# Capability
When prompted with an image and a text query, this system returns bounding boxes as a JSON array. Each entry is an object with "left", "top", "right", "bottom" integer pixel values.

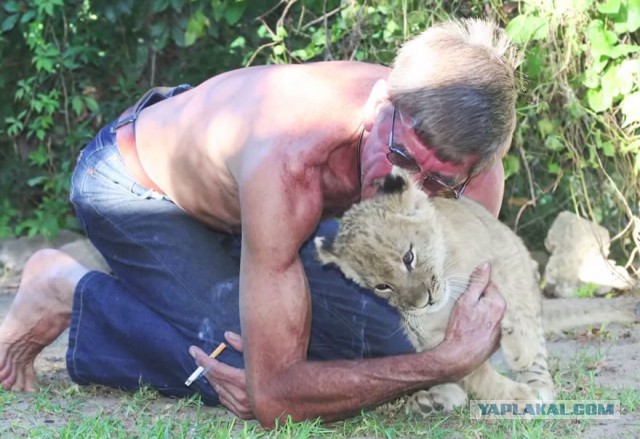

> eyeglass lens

[{"left": 387, "top": 107, "right": 468, "bottom": 199}]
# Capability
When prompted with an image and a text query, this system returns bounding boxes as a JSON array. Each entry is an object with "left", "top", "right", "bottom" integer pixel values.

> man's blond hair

[{"left": 388, "top": 18, "right": 522, "bottom": 173}]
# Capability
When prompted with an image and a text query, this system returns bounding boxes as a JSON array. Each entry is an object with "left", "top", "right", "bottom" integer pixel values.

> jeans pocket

[{"left": 137, "top": 187, "right": 172, "bottom": 201}]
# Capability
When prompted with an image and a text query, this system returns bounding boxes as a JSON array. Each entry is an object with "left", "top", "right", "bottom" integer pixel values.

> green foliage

[
  {"left": 1, "top": 0, "right": 639, "bottom": 271},
  {"left": 0, "top": 0, "right": 272, "bottom": 237},
  {"left": 0, "top": 0, "right": 483, "bottom": 238},
  {"left": 575, "top": 282, "right": 599, "bottom": 298},
  {"left": 500, "top": 0, "right": 640, "bottom": 270}
]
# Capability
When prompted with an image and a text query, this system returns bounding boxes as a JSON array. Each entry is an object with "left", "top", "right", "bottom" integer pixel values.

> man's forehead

[{"left": 395, "top": 118, "right": 476, "bottom": 178}]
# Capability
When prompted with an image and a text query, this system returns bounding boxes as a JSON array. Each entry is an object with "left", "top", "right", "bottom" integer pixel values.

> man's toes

[
  {"left": 2, "top": 366, "right": 17, "bottom": 391},
  {"left": 5, "top": 370, "right": 25, "bottom": 392},
  {"left": 2, "top": 377, "right": 14, "bottom": 391},
  {"left": 10, "top": 368, "right": 25, "bottom": 392},
  {"left": 23, "top": 381, "right": 38, "bottom": 392},
  {"left": 0, "top": 352, "right": 18, "bottom": 383},
  {"left": 0, "top": 363, "right": 9, "bottom": 382},
  {"left": 1, "top": 361, "right": 38, "bottom": 392},
  {"left": 21, "top": 366, "right": 38, "bottom": 392}
]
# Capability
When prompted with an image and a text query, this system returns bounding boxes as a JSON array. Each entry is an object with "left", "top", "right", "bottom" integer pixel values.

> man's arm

[
  {"left": 193, "top": 265, "right": 503, "bottom": 425},
  {"left": 224, "top": 157, "right": 504, "bottom": 427}
]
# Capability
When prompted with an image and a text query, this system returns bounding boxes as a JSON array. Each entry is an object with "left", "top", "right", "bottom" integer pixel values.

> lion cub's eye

[
  {"left": 374, "top": 283, "right": 393, "bottom": 293},
  {"left": 403, "top": 245, "right": 415, "bottom": 270}
]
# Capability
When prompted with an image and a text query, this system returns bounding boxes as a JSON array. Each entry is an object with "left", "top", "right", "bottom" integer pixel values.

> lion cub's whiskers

[
  {"left": 392, "top": 320, "right": 413, "bottom": 338},
  {"left": 406, "top": 313, "right": 426, "bottom": 335},
  {"left": 443, "top": 257, "right": 461, "bottom": 272},
  {"left": 444, "top": 275, "right": 473, "bottom": 304}
]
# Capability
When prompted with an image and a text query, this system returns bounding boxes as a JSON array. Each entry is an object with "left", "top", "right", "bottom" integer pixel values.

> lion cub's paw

[
  {"left": 506, "top": 382, "right": 538, "bottom": 401},
  {"left": 527, "top": 383, "right": 554, "bottom": 403},
  {"left": 501, "top": 336, "right": 536, "bottom": 372},
  {"left": 404, "top": 383, "right": 467, "bottom": 418}
]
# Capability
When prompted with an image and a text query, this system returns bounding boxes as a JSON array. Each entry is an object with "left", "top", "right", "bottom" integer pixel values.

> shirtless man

[{"left": 0, "top": 19, "right": 518, "bottom": 427}]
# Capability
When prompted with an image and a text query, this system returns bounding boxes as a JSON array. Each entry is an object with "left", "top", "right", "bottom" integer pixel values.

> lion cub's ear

[
  {"left": 314, "top": 236, "right": 339, "bottom": 265},
  {"left": 378, "top": 166, "right": 427, "bottom": 215},
  {"left": 378, "top": 166, "right": 412, "bottom": 195},
  {"left": 314, "top": 236, "right": 364, "bottom": 284}
]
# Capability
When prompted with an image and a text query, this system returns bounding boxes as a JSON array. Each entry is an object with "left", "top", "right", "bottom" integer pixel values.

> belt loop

[
  {"left": 110, "top": 114, "right": 138, "bottom": 132},
  {"left": 110, "top": 87, "right": 163, "bottom": 133}
]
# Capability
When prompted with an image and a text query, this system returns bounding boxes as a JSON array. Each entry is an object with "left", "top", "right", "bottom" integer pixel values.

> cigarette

[{"left": 185, "top": 342, "right": 227, "bottom": 386}]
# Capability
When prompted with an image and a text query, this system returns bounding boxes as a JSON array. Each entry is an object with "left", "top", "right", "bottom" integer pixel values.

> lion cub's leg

[
  {"left": 492, "top": 268, "right": 543, "bottom": 372},
  {"left": 514, "top": 321, "right": 554, "bottom": 401},
  {"left": 495, "top": 273, "right": 555, "bottom": 401},
  {"left": 500, "top": 309, "right": 539, "bottom": 371},
  {"left": 404, "top": 383, "right": 467, "bottom": 418},
  {"left": 461, "top": 361, "right": 538, "bottom": 401},
  {"left": 408, "top": 351, "right": 551, "bottom": 417}
]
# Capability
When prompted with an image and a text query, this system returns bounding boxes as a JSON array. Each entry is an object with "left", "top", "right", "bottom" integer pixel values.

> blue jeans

[{"left": 67, "top": 89, "right": 413, "bottom": 406}]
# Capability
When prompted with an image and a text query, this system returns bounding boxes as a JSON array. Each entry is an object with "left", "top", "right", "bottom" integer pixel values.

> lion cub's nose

[{"left": 408, "top": 288, "right": 432, "bottom": 309}]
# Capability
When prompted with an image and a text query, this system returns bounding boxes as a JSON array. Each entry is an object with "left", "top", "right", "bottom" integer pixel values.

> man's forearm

[{"left": 250, "top": 345, "right": 463, "bottom": 427}]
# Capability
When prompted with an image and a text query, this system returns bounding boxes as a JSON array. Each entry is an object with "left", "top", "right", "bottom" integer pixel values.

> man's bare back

[{"left": 135, "top": 62, "right": 389, "bottom": 232}]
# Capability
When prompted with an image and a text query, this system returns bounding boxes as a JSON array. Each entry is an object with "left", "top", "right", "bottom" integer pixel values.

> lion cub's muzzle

[{"left": 400, "top": 284, "right": 450, "bottom": 315}]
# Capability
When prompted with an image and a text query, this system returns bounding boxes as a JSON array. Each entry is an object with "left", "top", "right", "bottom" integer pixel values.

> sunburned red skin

[{"left": 359, "top": 108, "right": 489, "bottom": 206}]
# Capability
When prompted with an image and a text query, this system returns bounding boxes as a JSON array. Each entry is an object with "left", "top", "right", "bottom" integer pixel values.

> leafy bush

[
  {"left": 0, "top": 0, "right": 274, "bottom": 237},
  {"left": 1, "top": 0, "right": 638, "bottom": 275},
  {"left": 500, "top": 0, "right": 639, "bottom": 271}
]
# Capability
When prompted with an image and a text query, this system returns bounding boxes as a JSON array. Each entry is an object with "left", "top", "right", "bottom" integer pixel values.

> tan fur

[{"left": 315, "top": 168, "right": 639, "bottom": 417}]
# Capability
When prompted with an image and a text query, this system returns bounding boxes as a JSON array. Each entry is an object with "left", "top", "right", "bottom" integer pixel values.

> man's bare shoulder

[
  {"left": 185, "top": 61, "right": 387, "bottom": 165},
  {"left": 196, "top": 61, "right": 389, "bottom": 104},
  {"left": 201, "top": 61, "right": 389, "bottom": 83},
  {"left": 296, "top": 60, "right": 390, "bottom": 77},
  {"left": 138, "top": 61, "right": 378, "bottom": 231}
]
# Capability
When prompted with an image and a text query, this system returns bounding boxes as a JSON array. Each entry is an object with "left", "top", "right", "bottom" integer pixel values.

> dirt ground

[
  {"left": 544, "top": 327, "right": 640, "bottom": 437},
  {"left": 2, "top": 290, "right": 639, "bottom": 437}
]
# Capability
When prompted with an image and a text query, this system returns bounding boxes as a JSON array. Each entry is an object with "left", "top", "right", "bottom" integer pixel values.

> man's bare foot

[{"left": 0, "top": 249, "right": 88, "bottom": 392}]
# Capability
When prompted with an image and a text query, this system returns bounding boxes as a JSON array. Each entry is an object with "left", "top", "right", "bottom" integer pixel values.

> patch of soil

[{"left": 2, "top": 290, "right": 639, "bottom": 436}]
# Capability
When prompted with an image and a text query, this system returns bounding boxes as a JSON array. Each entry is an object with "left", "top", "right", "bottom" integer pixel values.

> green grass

[{"left": 1, "top": 346, "right": 638, "bottom": 438}]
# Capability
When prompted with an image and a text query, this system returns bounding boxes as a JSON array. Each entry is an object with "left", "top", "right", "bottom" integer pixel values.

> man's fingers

[
  {"left": 211, "top": 370, "right": 253, "bottom": 420},
  {"left": 224, "top": 331, "right": 244, "bottom": 352},
  {"left": 189, "top": 346, "right": 244, "bottom": 386},
  {"left": 189, "top": 344, "right": 252, "bottom": 420},
  {"left": 204, "top": 361, "right": 247, "bottom": 396},
  {"left": 223, "top": 381, "right": 250, "bottom": 408},
  {"left": 208, "top": 358, "right": 244, "bottom": 381},
  {"left": 461, "top": 262, "right": 491, "bottom": 303},
  {"left": 216, "top": 385, "right": 254, "bottom": 419},
  {"left": 482, "top": 282, "right": 507, "bottom": 317},
  {"left": 189, "top": 346, "right": 216, "bottom": 368},
  {"left": 220, "top": 396, "right": 254, "bottom": 420},
  {"left": 189, "top": 346, "right": 245, "bottom": 387}
]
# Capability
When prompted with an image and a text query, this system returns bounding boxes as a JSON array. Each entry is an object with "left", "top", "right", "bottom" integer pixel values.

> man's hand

[
  {"left": 439, "top": 263, "right": 506, "bottom": 380},
  {"left": 190, "top": 332, "right": 253, "bottom": 419}
]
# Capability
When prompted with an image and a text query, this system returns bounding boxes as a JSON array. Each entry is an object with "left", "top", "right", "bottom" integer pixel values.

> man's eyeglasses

[{"left": 386, "top": 107, "right": 471, "bottom": 199}]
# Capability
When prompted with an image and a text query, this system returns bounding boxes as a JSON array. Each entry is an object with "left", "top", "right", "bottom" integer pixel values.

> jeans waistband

[
  {"left": 108, "top": 84, "right": 193, "bottom": 193},
  {"left": 111, "top": 84, "right": 193, "bottom": 131}
]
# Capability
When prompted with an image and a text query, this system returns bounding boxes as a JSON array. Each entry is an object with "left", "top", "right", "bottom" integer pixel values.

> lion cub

[{"left": 315, "top": 168, "right": 554, "bottom": 417}]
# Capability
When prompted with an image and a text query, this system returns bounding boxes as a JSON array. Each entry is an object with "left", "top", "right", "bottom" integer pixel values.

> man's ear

[{"left": 363, "top": 79, "right": 391, "bottom": 132}]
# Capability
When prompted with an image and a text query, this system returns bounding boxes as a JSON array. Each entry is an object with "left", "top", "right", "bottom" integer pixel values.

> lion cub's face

[{"left": 315, "top": 169, "right": 449, "bottom": 315}]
